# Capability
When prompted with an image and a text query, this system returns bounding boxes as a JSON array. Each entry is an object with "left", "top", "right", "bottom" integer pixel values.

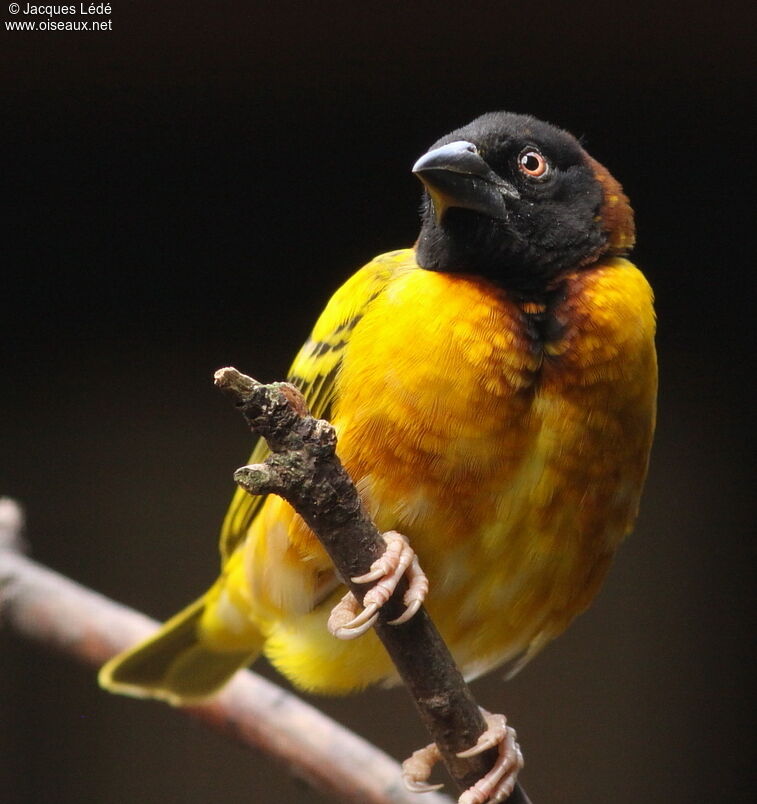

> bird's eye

[{"left": 518, "top": 149, "right": 549, "bottom": 179}]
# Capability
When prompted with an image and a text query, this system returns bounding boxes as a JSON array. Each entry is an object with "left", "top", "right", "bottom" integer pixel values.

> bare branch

[
  {"left": 214, "top": 368, "right": 531, "bottom": 804},
  {"left": 0, "top": 503, "right": 452, "bottom": 804}
]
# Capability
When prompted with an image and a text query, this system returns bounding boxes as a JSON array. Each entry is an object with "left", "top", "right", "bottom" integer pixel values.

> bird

[{"left": 99, "top": 111, "right": 657, "bottom": 803}]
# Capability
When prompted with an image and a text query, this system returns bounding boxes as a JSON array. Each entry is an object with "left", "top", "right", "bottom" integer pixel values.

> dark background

[{"left": 2, "top": 1, "right": 755, "bottom": 802}]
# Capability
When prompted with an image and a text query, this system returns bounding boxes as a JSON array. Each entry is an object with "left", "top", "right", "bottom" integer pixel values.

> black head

[{"left": 413, "top": 111, "right": 634, "bottom": 293}]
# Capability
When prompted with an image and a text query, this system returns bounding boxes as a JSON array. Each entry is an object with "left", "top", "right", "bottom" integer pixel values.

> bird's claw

[
  {"left": 401, "top": 709, "right": 523, "bottom": 804},
  {"left": 328, "top": 597, "right": 380, "bottom": 639},
  {"left": 402, "top": 742, "right": 445, "bottom": 793},
  {"left": 405, "top": 779, "right": 446, "bottom": 794},
  {"left": 457, "top": 711, "right": 523, "bottom": 804},
  {"left": 327, "top": 531, "right": 428, "bottom": 639}
]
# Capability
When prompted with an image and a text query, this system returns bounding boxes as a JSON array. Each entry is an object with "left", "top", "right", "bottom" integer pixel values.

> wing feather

[{"left": 218, "top": 249, "right": 413, "bottom": 562}]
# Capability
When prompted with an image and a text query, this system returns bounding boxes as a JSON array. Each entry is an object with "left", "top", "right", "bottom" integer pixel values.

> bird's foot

[
  {"left": 327, "top": 530, "right": 428, "bottom": 639},
  {"left": 402, "top": 710, "right": 523, "bottom": 804}
]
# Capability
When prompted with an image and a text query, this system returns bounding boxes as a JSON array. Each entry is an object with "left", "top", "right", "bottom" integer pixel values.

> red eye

[{"left": 518, "top": 149, "right": 549, "bottom": 178}]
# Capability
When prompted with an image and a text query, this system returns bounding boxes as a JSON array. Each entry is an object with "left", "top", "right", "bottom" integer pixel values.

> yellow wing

[{"left": 219, "top": 249, "right": 415, "bottom": 562}]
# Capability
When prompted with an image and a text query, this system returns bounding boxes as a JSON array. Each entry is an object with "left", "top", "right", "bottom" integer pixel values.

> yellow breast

[
  {"left": 255, "top": 254, "right": 655, "bottom": 691},
  {"left": 332, "top": 257, "right": 657, "bottom": 677}
]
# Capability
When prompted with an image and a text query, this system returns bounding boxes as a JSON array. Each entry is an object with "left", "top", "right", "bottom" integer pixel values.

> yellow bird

[{"left": 100, "top": 112, "right": 657, "bottom": 802}]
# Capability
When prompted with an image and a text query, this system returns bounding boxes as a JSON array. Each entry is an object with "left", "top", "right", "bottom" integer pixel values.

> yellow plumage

[{"left": 100, "top": 246, "right": 656, "bottom": 700}]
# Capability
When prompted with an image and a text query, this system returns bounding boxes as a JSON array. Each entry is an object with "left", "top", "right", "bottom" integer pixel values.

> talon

[
  {"left": 457, "top": 713, "right": 508, "bottom": 758},
  {"left": 456, "top": 710, "right": 524, "bottom": 804},
  {"left": 402, "top": 710, "right": 522, "bottom": 804},
  {"left": 328, "top": 531, "right": 428, "bottom": 640},
  {"left": 351, "top": 564, "right": 389, "bottom": 584},
  {"left": 388, "top": 595, "right": 422, "bottom": 626},
  {"left": 327, "top": 594, "right": 379, "bottom": 639},
  {"left": 402, "top": 742, "right": 444, "bottom": 794},
  {"left": 342, "top": 602, "right": 380, "bottom": 631},
  {"left": 388, "top": 553, "right": 428, "bottom": 625},
  {"left": 405, "top": 779, "right": 445, "bottom": 794}
]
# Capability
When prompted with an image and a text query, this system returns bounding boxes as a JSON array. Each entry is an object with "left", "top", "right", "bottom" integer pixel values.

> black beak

[{"left": 412, "top": 140, "right": 518, "bottom": 223}]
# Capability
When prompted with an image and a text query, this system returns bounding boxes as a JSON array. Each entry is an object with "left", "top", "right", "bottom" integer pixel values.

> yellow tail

[{"left": 98, "top": 594, "right": 263, "bottom": 705}]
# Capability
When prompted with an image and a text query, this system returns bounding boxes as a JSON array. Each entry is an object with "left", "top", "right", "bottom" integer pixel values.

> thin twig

[
  {"left": 215, "top": 368, "right": 531, "bottom": 804},
  {"left": 0, "top": 497, "right": 452, "bottom": 804}
]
